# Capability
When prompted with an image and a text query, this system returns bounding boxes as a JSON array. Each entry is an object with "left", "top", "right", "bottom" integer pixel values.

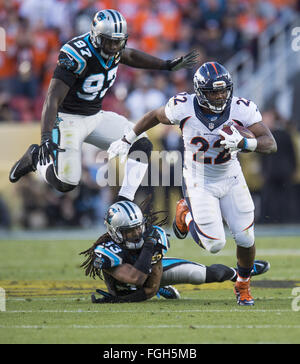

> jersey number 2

[{"left": 191, "top": 137, "right": 231, "bottom": 164}]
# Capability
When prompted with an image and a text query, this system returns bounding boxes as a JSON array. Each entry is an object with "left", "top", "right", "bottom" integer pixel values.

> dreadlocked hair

[
  {"left": 79, "top": 195, "right": 169, "bottom": 279},
  {"left": 79, "top": 232, "right": 111, "bottom": 280},
  {"left": 140, "top": 194, "right": 168, "bottom": 230}
]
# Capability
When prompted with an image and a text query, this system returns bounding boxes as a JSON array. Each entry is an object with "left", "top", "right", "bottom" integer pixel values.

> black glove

[
  {"left": 166, "top": 50, "right": 199, "bottom": 71},
  {"left": 91, "top": 289, "right": 117, "bottom": 304},
  {"left": 143, "top": 225, "right": 160, "bottom": 246},
  {"left": 91, "top": 294, "right": 117, "bottom": 304},
  {"left": 39, "top": 131, "right": 65, "bottom": 165}
]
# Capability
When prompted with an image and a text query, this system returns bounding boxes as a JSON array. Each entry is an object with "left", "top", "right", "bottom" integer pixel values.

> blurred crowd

[
  {"left": 1, "top": 0, "right": 299, "bottom": 122},
  {"left": 0, "top": 0, "right": 300, "bottom": 229}
]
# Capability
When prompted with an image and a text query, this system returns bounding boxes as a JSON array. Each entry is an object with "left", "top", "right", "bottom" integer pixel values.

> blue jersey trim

[
  {"left": 94, "top": 245, "right": 122, "bottom": 267},
  {"left": 84, "top": 34, "right": 114, "bottom": 69},
  {"left": 61, "top": 44, "right": 86, "bottom": 75}
]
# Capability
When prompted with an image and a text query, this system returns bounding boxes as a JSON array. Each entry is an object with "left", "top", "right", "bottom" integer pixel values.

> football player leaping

[
  {"left": 107, "top": 62, "right": 277, "bottom": 306},
  {"left": 80, "top": 201, "right": 270, "bottom": 303},
  {"left": 9, "top": 9, "right": 198, "bottom": 202}
]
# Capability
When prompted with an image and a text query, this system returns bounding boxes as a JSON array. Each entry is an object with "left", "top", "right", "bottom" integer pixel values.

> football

[{"left": 220, "top": 124, "right": 255, "bottom": 139}]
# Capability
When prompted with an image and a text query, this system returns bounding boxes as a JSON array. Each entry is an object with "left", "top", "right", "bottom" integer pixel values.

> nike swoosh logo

[{"left": 10, "top": 161, "right": 20, "bottom": 180}]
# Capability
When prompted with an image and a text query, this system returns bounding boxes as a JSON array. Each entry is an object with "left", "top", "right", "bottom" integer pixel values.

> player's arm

[
  {"left": 107, "top": 107, "right": 171, "bottom": 160},
  {"left": 38, "top": 49, "right": 81, "bottom": 165},
  {"left": 247, "top": 121, "right": 277, "bottom": 154},
  {"left": 41, "top": 78, "right": 70, "bottom": 135},
  {"left": 104, "top": 263, "right": 148, "bottom": 287},
  {"left": 133, "top": 106, "right": 172, "bottom": 136},
  {"left": 121, "top": 48, "right": 199, "bottom": 71},
  {"left": 38, "top": 78, "right": 70, "bottom": 165},
  {"left": 143, "top": 260, "right": 163, "bottom": 299}
]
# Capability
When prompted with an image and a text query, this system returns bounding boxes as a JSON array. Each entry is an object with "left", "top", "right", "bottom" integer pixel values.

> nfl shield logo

[{"left": 208, "top": 122, "right": 214, "bottom": 130}]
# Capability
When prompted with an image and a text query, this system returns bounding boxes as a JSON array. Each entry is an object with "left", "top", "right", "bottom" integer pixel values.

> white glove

[
  {"left": 218, "top": 125, "right": 243, "bottom": 153},
  {"left": 107, "top": 138, "right": 131, "bottom": 163},
  {"left": 108, "top": 130, "right": 138, "bottom": 163}
]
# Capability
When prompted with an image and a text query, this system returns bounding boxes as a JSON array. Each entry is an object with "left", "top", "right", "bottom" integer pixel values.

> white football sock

[{"left": 118, "top": 158, "right": 148, "bottom": 201}]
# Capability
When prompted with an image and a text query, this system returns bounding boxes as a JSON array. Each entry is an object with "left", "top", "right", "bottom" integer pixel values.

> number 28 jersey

[
  {"left": 164, "top": 93, "right": 262, "bottom": 180},
  {"left": 53, "top": 32, "right": 120, "bottom": 116}
]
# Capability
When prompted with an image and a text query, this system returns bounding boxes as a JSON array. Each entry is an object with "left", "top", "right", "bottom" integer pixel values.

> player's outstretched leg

[
  {"left": 9, "top": 144, "right": 39, "bottom": 183},
  {"left": 173, "top": 199, "right": 190, "bottom": 239}
]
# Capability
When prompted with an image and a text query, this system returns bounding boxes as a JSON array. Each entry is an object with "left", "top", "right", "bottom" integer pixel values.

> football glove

[
  {"left": 39, "top": 132, "right": 65, "bottom": 165},
  {"left": 91, "top": 288, "right": 118, "bottom": 304},
  {"left": 107, "top": 138, "right": 131, "bottom": 163},
  {"left": 166, "top": 50, "right": 199, "bottom": 71},
  {"left": 143, "top": 225, "right": 161, "bottom": 246},
  {"left": 218, "top": 125, "right": 243, "bottom": 153}
]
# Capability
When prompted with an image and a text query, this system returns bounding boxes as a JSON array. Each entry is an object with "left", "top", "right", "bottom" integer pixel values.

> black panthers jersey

[
  {"left": 93, "top": 226, "right": 169, "bottom": 295},
  {"left": 53, "top": 32, "right": 121, "bottom": 116}
]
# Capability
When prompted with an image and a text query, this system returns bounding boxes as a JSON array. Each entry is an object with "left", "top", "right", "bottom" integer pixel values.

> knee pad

[
  {"left": 202, "top": 239, "right": 226, "bottom": 254},
  {"left": 129, "top": 137, "right": 153, "bottom": 159},
  {"left": 201, "top": 239, "right": 226, "bottom": 254},
  {"left": 235, "top": 227, "right": 255, "bottom": 248},
  {"left": 46, "top": 166, "right": 77, "bottom": 193}
]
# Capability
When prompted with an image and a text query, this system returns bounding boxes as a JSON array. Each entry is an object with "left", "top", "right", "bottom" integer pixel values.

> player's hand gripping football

[
  {"left": 218, "top": 125, "right": 243, "bottom": 153},
  {"left": 167, "top": 50, "right": 199, "bottom": 71},
  {"left": 39, "top": 132, "right": 65, "bottom": 165}
]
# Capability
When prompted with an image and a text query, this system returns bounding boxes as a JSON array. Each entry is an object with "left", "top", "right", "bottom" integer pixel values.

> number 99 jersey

[
  {"left": 164, "top": 92, "right": 262, "bottom": 180},
  {"left": 53, "top": 32, "right": 121, "bottom": 116}
]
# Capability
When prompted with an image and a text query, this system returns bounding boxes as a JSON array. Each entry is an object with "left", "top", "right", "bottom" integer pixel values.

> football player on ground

[
  {"left": 80, "top": 201, "right": 270, "bottom": 303},
  {"left": 9, "top": 9, "right": 198, "bottom": 202},
  {"left": 107, "top": 62, "right": 277, "bottom": 306}
]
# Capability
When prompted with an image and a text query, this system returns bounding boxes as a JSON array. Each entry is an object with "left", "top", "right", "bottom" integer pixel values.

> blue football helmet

[{"left": 193, "top": 62, "right": 233, "bottom": 113}]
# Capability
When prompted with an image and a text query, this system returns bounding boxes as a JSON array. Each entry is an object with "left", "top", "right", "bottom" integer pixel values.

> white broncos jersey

[{"left": 164, "top": 92, "right": 262, "bottom": 180}]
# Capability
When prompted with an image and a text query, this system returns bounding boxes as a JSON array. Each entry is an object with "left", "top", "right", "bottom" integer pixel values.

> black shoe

[
  {"left": 251, "top": 260, "right": 270, "bottom": 277},
  {"left": 9, "top": 144, "right": 39, "bottom": 183}
]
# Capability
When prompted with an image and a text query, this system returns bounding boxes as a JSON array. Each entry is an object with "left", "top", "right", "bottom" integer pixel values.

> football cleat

[
  {"left": 251, "top": 260, "right": 270, "bottom": 277},
  {"left": 234, "top": 279, "right": 254, "bottom": 306},
  {"left": 9, "top": 144, "right": 39, "bottom": 183},
  {"left": 157, "top": 285, "right": 180, "bottom": 299},
  {"left": 231, "top": 260, "right": 270, "bottom": 282},
  {"left": 173, "top": 199, "right": 189, "bottom": 239}
]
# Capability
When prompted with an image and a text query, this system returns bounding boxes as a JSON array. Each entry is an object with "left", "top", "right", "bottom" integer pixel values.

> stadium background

[{"left": 0, "top": 0, "right": 300, "bottom": 233}]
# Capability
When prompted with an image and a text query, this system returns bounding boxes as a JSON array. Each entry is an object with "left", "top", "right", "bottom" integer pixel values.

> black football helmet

[{"left": 193, "top": 62, "right": 233, "bottom": 113}]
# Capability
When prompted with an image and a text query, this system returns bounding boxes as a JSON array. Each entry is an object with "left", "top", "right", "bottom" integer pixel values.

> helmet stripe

[
  {"left": 117, "top": 202, "right": 133, "bottom": 220},
  {"left": 107, "top": 9, "right": 118, "bottom": 33},
  {"left": 123, "top": 201, "right": 138, "bottom": 219},
  {"left": 209, "top": 62, "right": 218, "bottom": 75},
  {"left": 115, "top": 11, "right": 123, "bottom": 33}
]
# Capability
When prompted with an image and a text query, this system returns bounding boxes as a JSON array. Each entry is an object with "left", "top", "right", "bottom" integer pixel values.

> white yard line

[
  {"left": 1, "top": 308, "right": 293, "bottom": 313},
  {"left": 0, "top": 324, "right": 299, "bottom": 329}
]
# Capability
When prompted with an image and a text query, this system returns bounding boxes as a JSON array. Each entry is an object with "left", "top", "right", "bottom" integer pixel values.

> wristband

[
  {"left": 124, "top": 130, "right": 137, "bottom": 145},
  {"left": 243, "top": 138, "right": 257, "bottom": 152}
]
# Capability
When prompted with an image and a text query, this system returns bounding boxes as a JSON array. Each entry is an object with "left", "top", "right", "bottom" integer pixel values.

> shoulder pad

[
  {"left": 58, "top": 42, "right": 88, "bottom": 75},
  {"left": 165, "top": 92, "right": 193, "bottom": 125},
  {"left": 94, "top": 241, "right": 123, "bottom": 268}
]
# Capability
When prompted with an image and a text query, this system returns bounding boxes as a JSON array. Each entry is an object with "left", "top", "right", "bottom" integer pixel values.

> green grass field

[{"left": 0, "top": 234, "right": 300, "bottom": 344}]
